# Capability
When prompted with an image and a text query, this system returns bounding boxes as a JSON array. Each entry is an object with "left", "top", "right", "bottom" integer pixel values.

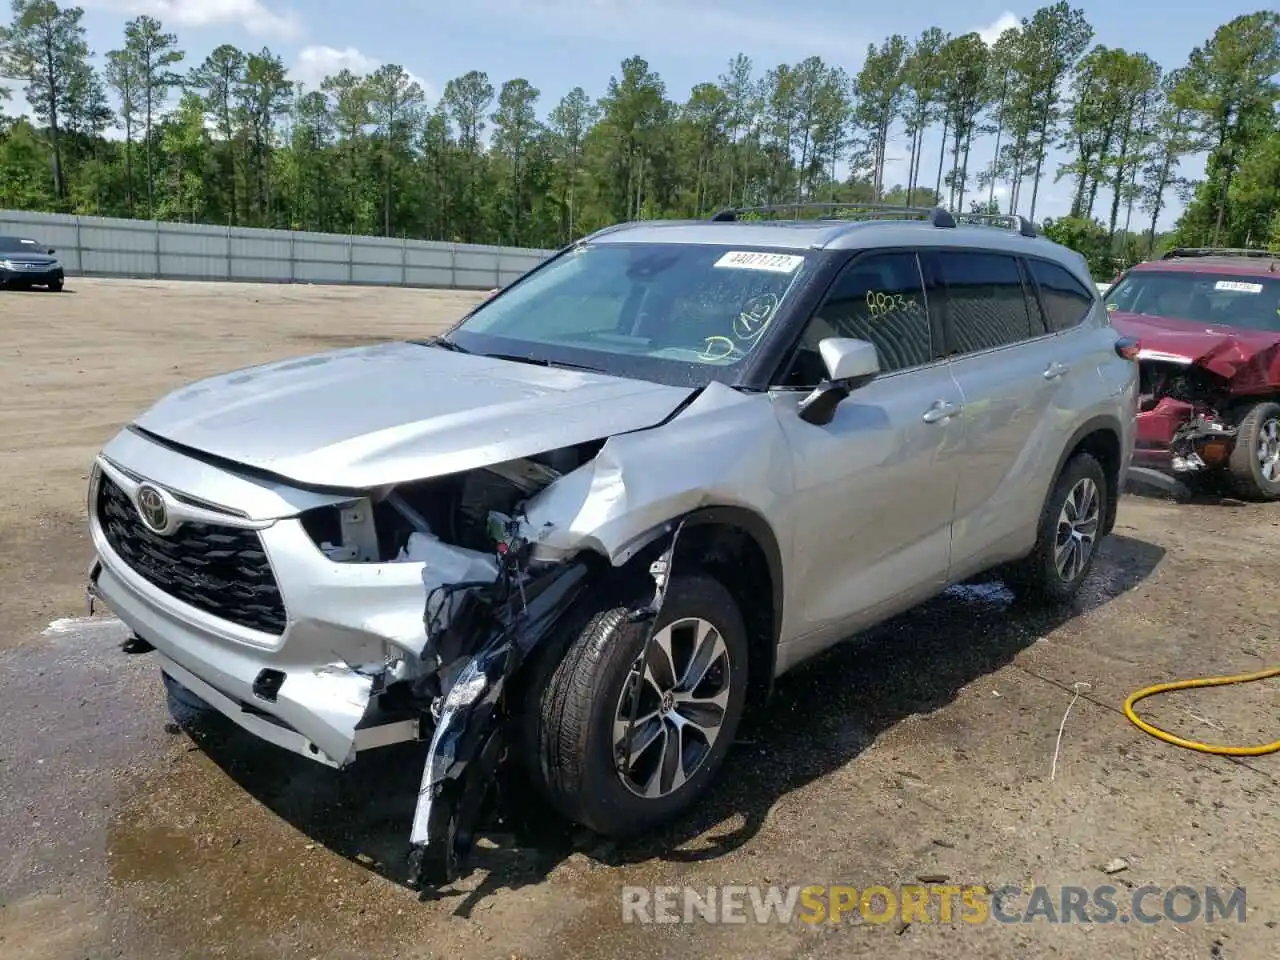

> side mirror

[
  {"left": 47, "top": 248, "right": 55, "bottom": 254},
  {"left": 797, "top": 337, "right": 880, "bottom": 426}
]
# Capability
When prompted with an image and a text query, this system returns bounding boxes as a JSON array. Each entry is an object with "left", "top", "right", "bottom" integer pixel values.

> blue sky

[{"left": 8, "top": 0, "right": 1267, "bottom": 227}]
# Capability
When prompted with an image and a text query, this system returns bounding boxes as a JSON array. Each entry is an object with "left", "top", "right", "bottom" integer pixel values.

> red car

[{"left": 1106, "top": 248, "right": 1280, "bottom": 499}]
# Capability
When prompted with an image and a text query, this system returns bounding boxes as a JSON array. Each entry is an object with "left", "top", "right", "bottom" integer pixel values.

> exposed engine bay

[
  {"left": 1139, "top": 360, "right": 1228, "bottom": 411},
  {"left": 292, "top": 439, "right": 608, "bottom": 690},
  {"left": 297, "top": 441, "right": 602, "bottom": 562},
  {"left": 1138, "top": 360, "right": 1239, "bottom": 474}
]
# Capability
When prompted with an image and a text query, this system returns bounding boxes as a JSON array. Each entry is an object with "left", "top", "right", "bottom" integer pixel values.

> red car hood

[{"left": 1110, "top": 311, "right": 1280, "bottom": 393}]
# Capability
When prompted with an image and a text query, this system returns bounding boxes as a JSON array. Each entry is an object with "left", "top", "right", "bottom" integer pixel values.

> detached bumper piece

[
  {"left": 405, "top": 556, "right": 594, "bottom": 892},
  {"left": 1125, "top": 466, "right": 1190, "bottom": 500}
]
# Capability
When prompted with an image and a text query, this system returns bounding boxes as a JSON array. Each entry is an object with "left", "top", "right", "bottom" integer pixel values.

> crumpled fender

[
  {"left": 518, "top": 381, "right": 795, "bottom": 566},
  {"left": 1193, "top": 337, "right": 1280, "bottom": 395}
]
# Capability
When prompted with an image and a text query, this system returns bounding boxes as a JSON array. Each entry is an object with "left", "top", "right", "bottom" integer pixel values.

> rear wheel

[
  {"left": 1007, "top": 452, "right": 1107, "bottom": 604},
  {"left": 1227, "top": 401, "right": 1280, "bottom": 501},
  {"left": 520, "top": 570, "right": 749, "bottom": 838}
]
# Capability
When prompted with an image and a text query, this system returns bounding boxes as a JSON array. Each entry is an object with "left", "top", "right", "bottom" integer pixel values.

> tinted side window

[
  {"left": 785, "top": 252, "right": 933, "bottom": 385},
  {"left": 1028, "top": 259, "right": 1095, "bottom": 332},
  {"left": 1024, "top": 265, "right": 1049, "bottom": 337},
  {"left": 937, "top": 251, "right": 1034, "bottom": 354}
]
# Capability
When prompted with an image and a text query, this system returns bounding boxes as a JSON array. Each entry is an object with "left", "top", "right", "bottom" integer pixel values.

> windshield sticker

[
  {"left": 1214, "top": 280, "right": 1263, "bottom": 294},
  {"left": 714, "top": 251, "right": 804, "bottom": 273}
]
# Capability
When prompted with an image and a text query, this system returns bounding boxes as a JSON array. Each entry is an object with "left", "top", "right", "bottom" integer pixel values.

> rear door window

[
  {"left": 1028, "top": 259, "right": 1096, "bottom": 332},
  {"left": 935, "top": 251, "right": 1037, "bottom": 355}
]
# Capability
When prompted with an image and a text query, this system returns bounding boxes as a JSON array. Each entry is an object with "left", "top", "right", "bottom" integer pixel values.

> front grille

[{"left": 96, "top": 473, "right": 287, "bottom": 634}]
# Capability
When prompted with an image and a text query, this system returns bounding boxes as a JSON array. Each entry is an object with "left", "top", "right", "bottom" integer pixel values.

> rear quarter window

[{"left": 1028, "top": 259, "right": 1095, "bottom": 332}]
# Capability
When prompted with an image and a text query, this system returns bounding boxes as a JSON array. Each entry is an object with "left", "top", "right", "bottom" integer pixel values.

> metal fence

[{"left": 0, "top": 209, "right": 556, "bottom": 290}]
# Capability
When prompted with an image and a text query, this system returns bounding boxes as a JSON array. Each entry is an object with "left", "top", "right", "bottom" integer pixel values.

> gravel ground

[{"left": 1, "top": 278, "right": 1277, "bottom": 960}]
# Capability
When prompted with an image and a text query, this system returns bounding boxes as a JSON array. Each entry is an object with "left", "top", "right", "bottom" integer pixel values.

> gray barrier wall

[{"left": 0, "top": 209, "right": 556, "bottom": 290}]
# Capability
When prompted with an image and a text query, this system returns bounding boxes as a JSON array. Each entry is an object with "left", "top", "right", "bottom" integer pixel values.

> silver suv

[{"left": 86, "top": 204, "right": 1138, "bottom": 887}]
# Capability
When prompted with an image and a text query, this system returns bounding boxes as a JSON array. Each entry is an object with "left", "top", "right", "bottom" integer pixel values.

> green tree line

[{"left": 1, "top": 0, "right": 1278, "bottom": 269}]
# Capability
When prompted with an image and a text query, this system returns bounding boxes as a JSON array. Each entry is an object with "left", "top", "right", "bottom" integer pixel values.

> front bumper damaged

[
  {"left": 87, "top": 383, "right": 774, "bottom": 892},
  {"left": 405, "top": 555, "right": 596, "bottom": 889},
  {"left": 405, "top": 518, "right": 684, "bottom": 891}
]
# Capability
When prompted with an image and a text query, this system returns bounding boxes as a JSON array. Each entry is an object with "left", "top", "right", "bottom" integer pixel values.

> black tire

[
  {"left": 162, "top": 670, "right": 212, "bottom": 719},
  {"left": 1007, "top": 452, "right": 1108, "bottom": 604},
  {"left": 521, "top": 570, "right": 749, "bottom": 839},
  {"left": 1227, "top": 401, "right": 1280, "bottom": 501},
  {"left": 49, "top": 278, "right": 64, "bottom": 292}
]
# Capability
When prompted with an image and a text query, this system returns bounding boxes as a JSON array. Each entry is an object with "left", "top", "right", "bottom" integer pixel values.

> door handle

[
  {"left": 1044, "top": 361, "right": 1071, "bottom": 380},
  {"left": 922, "top": 400, "right": 961, "bottom": 424}
]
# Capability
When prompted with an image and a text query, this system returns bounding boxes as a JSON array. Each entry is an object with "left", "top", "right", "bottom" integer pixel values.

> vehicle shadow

[
  {"left": 177, "top": 532, "right": 1165, "bottom": 914},
  {"left": 1126, "top": 471, "right": 1256, "bottom": 507}
]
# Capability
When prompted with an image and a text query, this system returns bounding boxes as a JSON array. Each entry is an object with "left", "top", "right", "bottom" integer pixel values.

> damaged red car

[{"left": 1106, "top": 248, "right": 1280, "bottom": 499}]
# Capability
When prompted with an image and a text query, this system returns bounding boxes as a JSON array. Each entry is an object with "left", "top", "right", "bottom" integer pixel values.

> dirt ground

[{"left": 1, "top": 278, "right": 1277, "bottom": 960}]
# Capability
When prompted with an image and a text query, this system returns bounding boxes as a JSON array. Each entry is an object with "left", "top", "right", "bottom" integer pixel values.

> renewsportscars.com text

[{"left": 621, "top": 884, "right": 1248, "bottom": 926}]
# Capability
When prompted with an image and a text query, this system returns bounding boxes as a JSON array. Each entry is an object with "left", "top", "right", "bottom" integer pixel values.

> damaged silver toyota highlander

[{"left": 86, "top": 203, "right": 1138, "bottom": 888}]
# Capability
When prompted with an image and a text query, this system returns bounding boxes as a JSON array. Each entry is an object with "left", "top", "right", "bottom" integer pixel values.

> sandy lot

[{"left": 1, "top": 278, "right": 1277, "bottom": 960}]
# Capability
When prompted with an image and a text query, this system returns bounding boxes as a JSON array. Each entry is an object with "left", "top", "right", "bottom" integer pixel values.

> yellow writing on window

[
  {"left": 865, "top": 290, "right": 916, "bottom": 319},
  {"left": 699, "top": 336, "right": 738, "bottom": 362}
]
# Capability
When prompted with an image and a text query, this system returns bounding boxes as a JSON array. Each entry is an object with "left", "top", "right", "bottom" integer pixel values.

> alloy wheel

[
  {"left": 613, "top": 617, "right": 732, "bottom": 799},
  {"left": 1054, "top": 477, "right": 1100, "bottom": 583},
  {"left": 1257, "top": 417, "right": 1280, "bottom": 484}
]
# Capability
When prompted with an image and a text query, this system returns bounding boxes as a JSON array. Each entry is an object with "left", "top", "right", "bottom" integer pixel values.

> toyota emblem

[{"left": 136, "top": 484, "right": 170, "bottom": 533}]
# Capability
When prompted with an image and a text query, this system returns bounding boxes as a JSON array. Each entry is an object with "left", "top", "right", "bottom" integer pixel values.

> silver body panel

[
  {"left": 87, "top": 218, "right": 1137, "bottom": 770},
  {"left": 134, "top": 339, "right": 697, "bottom": 489}
]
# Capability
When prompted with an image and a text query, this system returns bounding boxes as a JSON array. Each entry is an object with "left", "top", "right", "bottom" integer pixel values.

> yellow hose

[{"left": 1123, "top": 667, "right": 1280, "bottom": 757}]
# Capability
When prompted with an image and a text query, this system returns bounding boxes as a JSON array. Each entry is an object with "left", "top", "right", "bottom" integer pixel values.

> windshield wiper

[
  {"left": 482, "top": 352, "right": 607, "bottom": 374},
  {"left": 413, "top": 336, "right": 471, "bottom": 353}
]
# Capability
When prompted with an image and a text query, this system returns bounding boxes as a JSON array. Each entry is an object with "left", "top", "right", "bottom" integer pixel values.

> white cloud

[
  {"left": 974, "top": 11, "right": 1020, "bottom": 45},
  {"left": 2, "top": 83, "right": 34, "bottom": 121},
  {"left": 294, "top": 46, "right": 382, "bottom": 88},
  {"left": 294, "top": 46, "right": 436, "bottom": 101},
  {"left": 80, "top": 0, "right": 302, "bottom": 40},
  {"left": 469, "top": 0, "right": 867, "bottom": 62}
]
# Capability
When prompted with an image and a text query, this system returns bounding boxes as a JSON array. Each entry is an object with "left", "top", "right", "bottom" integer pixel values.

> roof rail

[
  {"left": 955, "top": 212, "right": 1038, "bottom": 238},
  {"left": 1160, "top": 247, "right": 1277, "bottom": 261},
  {"left": 580, "top": 222, "right": 637, "bottom": 242},
  {"left": 709, "top": 202, "right": 957, "bottom": 229}
]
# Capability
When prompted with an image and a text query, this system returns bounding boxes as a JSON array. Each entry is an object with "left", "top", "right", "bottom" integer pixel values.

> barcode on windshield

[{"left": 714, "top": 251, "right": 804, "bottom": 273}]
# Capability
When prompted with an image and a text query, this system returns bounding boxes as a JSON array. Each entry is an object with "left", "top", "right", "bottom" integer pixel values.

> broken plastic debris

[{"left": 397, "top": 532, "right": 500, "bottom": 621}]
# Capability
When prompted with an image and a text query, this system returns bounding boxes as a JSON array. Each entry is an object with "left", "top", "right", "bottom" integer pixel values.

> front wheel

[
  {"left": 1227, "top": 401, "right": 1280, "bottom": 501},
  {"left": 162, "top": 670, "right": 213, "bottom": 725},
  {"left": 521, "top": 570, "right": 749, "bottom": 839},
  {"left": 1007, "top": 452, "right": 1107, "bottom": 604},
  {"left": 48, "top": 278, "right": 64, "bottom": 292}
]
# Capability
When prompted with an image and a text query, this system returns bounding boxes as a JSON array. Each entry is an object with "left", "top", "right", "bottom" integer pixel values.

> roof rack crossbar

[
  {"left": 1160, "top": 247, "right": 1277, "bottom": 261},
  {"left": 709, "top": 202, "right": 956, "bottom": 229},
  {"left": 955, "top": 212, "right": 1039, "bottom": 238}
]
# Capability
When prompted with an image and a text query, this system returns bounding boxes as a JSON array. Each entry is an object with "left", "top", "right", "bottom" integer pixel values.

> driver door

[{"left": 772, "top": 250, "right": 965, "bottom": 659}]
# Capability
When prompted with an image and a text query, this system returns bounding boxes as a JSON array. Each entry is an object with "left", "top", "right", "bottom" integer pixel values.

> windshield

[
  {"left": 1106, "top": 269, "right": 1280, "bottom": 333},
  {"left": 0, "top": 237, "right": 45, "bottom": 254},
  {"left": 446, "top": 242, "right": 813, "bottom": 386}
]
